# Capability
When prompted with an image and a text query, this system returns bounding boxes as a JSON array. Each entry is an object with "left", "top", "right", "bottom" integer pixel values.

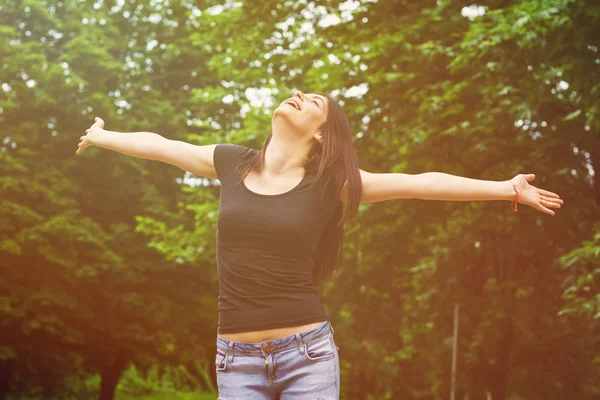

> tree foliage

[{"left": 1, "top": 0, "right": 598, "bottom": 399}]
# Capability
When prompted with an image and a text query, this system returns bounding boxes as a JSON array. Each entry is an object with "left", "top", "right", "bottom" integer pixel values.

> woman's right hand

[{"left": 76, "top": 117, "right": 105, "bottom": 155}]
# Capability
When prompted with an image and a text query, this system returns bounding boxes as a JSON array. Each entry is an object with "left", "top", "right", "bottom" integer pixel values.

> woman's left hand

[{"left": 509, "top": 174, "right": 564, "bottom": 216}]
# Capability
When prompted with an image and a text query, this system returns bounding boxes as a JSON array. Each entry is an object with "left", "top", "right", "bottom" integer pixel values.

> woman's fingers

[
  {"left": 537, "top": 202, "right": 555, "bottom": 216},
  {"left": 538, "top": 188, "right": 560, "bottom": 198},
  {"left": 77, "top": 121, "right": 98, "bottom": 155},
  {"left": 540, "top": 198, "right": 561, "bottom": 208},
  {"left": 535, "top": 187, "right": 563, "bottom": 204},
  {"left": 93, "top": 117, "right": 105, "bottom": 128},
  {"left": 517, "top": 178, "right": 563, "bottom": 216},
  {"left": 77, "top": 138, "right": 86, "bottom": 155},
  {"left": 541, "top": 194, "right": 563, "bottom": 205},
  {"left": 548, "top": 197, "right": 562, "bottom": 206}
]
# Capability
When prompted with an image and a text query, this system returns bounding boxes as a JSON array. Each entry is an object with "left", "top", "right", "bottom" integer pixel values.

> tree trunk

[
  {"left": 99, "top": 354, "right": 129, "bottom": 400},
  {"left": 591, "top": 140, "right": 600, "bottom": 207},
  {"left": 488, "top": 317, "right": 514, "bottom": 400}
]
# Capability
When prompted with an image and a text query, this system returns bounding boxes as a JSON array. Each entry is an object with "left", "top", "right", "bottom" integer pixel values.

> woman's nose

[{"left": 294, "top": 90, "right": 305, "bottom": 100}]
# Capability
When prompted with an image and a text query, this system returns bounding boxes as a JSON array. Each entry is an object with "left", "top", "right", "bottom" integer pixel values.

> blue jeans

[{"left": 215, "top": 320, "right": 340, "bottom": 399}]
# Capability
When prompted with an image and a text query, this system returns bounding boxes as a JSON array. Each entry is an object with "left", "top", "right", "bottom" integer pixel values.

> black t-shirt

[{"left": 213, "top": 144, "right": 342, "bottom": 334}]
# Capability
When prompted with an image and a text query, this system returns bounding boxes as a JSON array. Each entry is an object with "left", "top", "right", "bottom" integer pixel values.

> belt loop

[
  {"left": 294, "top": 333, "right": 305, "bottom": 355},
  {"left": 227, "top": 340, "right": 234, "bottom": 363},
  {"left": 329, "top": 322, "right": 335, "bottom": 335}
]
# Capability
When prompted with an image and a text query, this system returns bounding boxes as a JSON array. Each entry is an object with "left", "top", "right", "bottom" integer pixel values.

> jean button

[{"left": 263, "top": 343, "right": 271, "bottom": 352}]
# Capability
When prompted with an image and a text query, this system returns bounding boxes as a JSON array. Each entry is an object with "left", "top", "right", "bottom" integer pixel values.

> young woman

[{"left": 76, "top": 90, "right": 563, "bottom": 399}]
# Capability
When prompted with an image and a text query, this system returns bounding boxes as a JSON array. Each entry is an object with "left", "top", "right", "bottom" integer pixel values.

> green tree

[
  {"left": 1, "top": 0, "right": 222, "bottom": 398},
  {"left": 1, "top": 0, "right": 598, "bottom": 398}
]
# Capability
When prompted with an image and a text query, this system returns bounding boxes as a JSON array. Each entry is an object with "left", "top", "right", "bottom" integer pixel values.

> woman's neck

[{"left": 263, "top": 135, "right": 308, "bottom": 177}]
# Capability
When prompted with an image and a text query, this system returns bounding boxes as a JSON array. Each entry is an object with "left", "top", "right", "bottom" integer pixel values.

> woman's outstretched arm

[
  {"left": 76, "top": 117, "right": 218, "bottom": 179},
  {"left": 340, "top": 170, "right": 564, "bottom": 216}
]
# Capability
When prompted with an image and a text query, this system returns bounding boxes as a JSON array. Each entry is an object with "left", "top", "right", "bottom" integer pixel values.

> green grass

[
  {"left": 111, "top": 363, "right": 218, "bottom": 400},
  {"left": 116, "top": 392, "right": 216, "bottom": 400}
]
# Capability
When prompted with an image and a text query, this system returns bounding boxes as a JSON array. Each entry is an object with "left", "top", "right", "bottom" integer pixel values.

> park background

[{"left": 1, "top": 0, "right": 599, "bottom": 399}]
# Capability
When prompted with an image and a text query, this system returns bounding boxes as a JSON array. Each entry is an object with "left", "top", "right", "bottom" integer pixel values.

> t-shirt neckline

[{"left": 241, "top": 172, "right": 309, "bottom": 197}]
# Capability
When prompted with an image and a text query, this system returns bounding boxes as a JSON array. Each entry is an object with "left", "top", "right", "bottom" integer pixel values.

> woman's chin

[{"left": 273, "top": 107, "right": 298, "bottom": 121}]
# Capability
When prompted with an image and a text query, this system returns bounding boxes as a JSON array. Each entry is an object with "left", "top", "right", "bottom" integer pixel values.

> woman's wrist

[
  {"left": 89, "top": 128, "right": 112, "bottom": 148},
  {"left": 506, "top": 179, "right": 520, "bottom": 212},
  {"left": 504, "top": 179, "right": 517, "bottom": 202}
]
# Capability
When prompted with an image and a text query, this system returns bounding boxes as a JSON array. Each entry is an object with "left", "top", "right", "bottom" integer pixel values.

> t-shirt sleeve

[{"left": 213, "top": 143, "right": 255, "bottom": 182}]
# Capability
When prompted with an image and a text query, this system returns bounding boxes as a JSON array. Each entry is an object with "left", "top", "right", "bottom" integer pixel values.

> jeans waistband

[{"left": 216, "top": 320, "right": 334, "bottom": 357}]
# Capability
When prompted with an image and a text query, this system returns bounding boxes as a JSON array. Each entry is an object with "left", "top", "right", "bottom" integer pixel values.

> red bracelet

[{"left": 510, "top": 181, "right": 519, "bottom": 212}]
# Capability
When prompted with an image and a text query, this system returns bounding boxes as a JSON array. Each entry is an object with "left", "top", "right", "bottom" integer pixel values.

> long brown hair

[{"left": 235, "top": 93, "right": 362, "bottom": 285}]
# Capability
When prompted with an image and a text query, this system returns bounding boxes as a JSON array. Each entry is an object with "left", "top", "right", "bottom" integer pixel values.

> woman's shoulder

[
  {"left": 214, "top": 144, "right": 257, "bottom": 180},
  {"left": 215, "top": 143, "right": 258, "bottom": 163},
  {"left": 216, "top": 143, "right": 257, "bottom": 155}
]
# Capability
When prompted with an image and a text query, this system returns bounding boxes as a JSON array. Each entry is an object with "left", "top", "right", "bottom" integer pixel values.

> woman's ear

[{"left": 313, "top": 132, "right": 323, "bottom": 144}]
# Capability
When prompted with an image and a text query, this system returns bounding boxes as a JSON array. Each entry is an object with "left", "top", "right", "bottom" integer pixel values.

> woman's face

[{"left": 273, "top": 90, "right": 329, "bottom": 142}]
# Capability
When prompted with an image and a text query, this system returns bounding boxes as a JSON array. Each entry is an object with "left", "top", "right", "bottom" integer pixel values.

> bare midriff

[{"left": 218, "top": 320, "right": 326, "bottom": 343}]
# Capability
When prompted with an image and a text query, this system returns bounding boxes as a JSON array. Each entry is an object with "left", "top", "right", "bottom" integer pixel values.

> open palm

[{"left": 510, "top": 174, "right": 563, "bottom": 216}]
